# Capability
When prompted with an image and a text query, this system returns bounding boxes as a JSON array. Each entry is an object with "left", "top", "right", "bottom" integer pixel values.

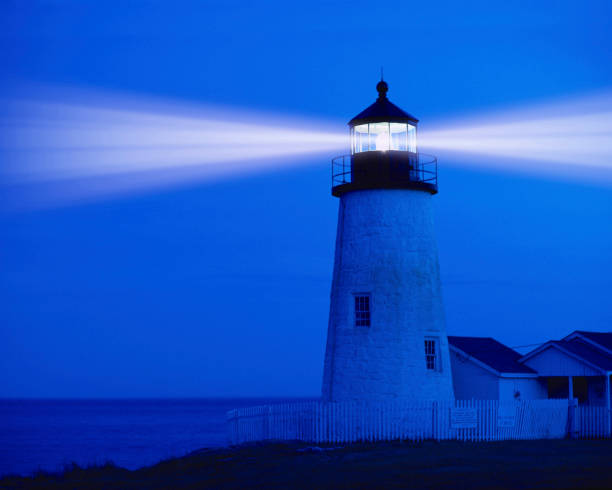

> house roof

[
  {"left": 448, "top": 336, "right": 537, "bottom": 375},
  {"left": 519, "top": 333, "right": 612, "bottom": 374},
  {"left": 571, "top": 331, "right": 612, "bottom": 353},
  {"left": 553, "top": 339, "right": 612, "bottom": 371}
]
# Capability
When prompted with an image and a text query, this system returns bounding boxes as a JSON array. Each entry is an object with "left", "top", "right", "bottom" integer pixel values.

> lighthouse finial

[
  {"left": 381, "top": 66, "right": 384, "bottom": 81},
  {"left": 376, "top": 73, "right": 388, "bottom": 100}
]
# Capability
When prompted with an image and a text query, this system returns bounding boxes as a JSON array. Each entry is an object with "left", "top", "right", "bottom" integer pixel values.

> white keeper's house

[
  {"left": 519, "top": 330, "right": 612, "bottom": 406},
  {"left": 448, "top": 336, "right": 547, "bottom": 401},
  {"left": 448, "top": 331, "right": 612, "bottom": 407}
]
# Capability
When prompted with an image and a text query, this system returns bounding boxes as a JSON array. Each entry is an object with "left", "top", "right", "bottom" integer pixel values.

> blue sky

[{"left": 1, "top": 1, "right": 611, "bottom": 397}]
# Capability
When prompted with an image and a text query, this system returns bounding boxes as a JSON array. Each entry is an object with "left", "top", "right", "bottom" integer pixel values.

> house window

[
  {"left": 424, "top": 338, "right": 438, "bottom": 370},
  {"left": 354, "top": 294, "right": 371, "bottom": 327}
]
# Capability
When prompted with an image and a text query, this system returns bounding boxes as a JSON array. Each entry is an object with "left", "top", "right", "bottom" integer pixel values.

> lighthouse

[{"left": 322, "top": 80, "right": 454, "bottom": 402}]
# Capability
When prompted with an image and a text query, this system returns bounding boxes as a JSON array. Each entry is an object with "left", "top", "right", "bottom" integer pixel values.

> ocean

[{"left": 0, "top": 398, "right": 311, "bottom": 477}]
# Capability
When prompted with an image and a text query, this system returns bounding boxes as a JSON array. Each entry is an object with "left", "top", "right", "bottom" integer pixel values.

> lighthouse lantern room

[
  {"left": 332, "top": 80, "right": 438, "bottom": 197},
  {"left": 322, "top": 80, "right": 454, "bottom": 402}
]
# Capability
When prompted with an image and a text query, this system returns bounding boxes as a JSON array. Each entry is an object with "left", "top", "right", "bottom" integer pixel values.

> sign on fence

[
  {"left": 497, "top": 405, "right": 516, "bottom": 428},
  {"left": 450, "top": 407, "right": 477, "bottom": 429}
]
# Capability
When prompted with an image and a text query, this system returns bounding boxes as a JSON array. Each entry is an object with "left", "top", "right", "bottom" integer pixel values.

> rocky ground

[{"left": 1, "top": 439, "right": 611, "bottom": 489}]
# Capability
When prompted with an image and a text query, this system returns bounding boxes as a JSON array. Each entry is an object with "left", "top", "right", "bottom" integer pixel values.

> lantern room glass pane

[
  {"left": 407, "top": 124, "right": 417, "bottom": 152},
  {"left": 369, "top": 122, "right": 390, "bottom": 151},
  {"left": 352, "top": 122, "right": 417, "bottom": 153},
  {"left": 390, "top": 123, "right": 408, "bottom": 151},
  {"left": 353, "top": 124, "right": 369, "bottom": 153}
]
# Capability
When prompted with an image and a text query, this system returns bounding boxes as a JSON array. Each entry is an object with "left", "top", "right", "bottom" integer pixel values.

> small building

[
  {"left": 448, "top": 336, "right": 547, "bottom": 401},
  {"left": 519, "top": 331, "right": 612, "bottom": 407}
]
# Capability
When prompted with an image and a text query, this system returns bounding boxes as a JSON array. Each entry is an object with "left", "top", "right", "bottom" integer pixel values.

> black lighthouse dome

[
  {"left": 348, "top": 81, "right": 419, "bottom": 126},
  {"left": 331, "top": 81, "right": 437, "bottom": 197}
]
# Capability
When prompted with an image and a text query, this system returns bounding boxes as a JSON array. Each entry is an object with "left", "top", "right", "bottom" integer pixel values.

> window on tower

[
  {"left": 424, "top": 338, "right": 438, "bottom": 370},
  {"left": 354, "top": 294, "right": 371, "bottom": 327}
]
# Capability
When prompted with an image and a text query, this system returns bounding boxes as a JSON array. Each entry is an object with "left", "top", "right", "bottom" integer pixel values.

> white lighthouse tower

[{"left": 322, "top": 80, "right": 454, "bottom": 402}]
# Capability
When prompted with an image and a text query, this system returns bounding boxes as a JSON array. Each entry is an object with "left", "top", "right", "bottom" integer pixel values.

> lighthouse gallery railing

[{"left": 332, "top": 152, "right": 438, "bottom": 189}]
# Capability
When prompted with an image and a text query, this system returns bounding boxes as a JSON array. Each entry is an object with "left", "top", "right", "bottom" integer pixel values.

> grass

[{"left": 1, "top": 439, "right": 611, "bottom": 489}]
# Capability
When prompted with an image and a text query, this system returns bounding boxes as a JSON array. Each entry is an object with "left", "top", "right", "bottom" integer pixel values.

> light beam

[
  {"left": 0, "top": 86, "right": 347, "bottom": 208},
  {"left": 2, "top": 85, "right": 611, "bottom": 210},
  {"left": 420, "top": 91, "right": 612, "bottom": 181}
]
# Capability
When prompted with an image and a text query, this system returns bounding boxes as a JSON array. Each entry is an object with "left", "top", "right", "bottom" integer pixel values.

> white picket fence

[
  {"left": 574, "top": 405, "right": 611, "bottom": 439},
  {"left": 227, "top": 399, "right": 572, "bottom": 445}
]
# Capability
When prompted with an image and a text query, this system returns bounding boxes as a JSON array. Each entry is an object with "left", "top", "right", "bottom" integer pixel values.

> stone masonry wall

[{"left": 322, "top": 189, "right": 454, "bottom": 401}]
